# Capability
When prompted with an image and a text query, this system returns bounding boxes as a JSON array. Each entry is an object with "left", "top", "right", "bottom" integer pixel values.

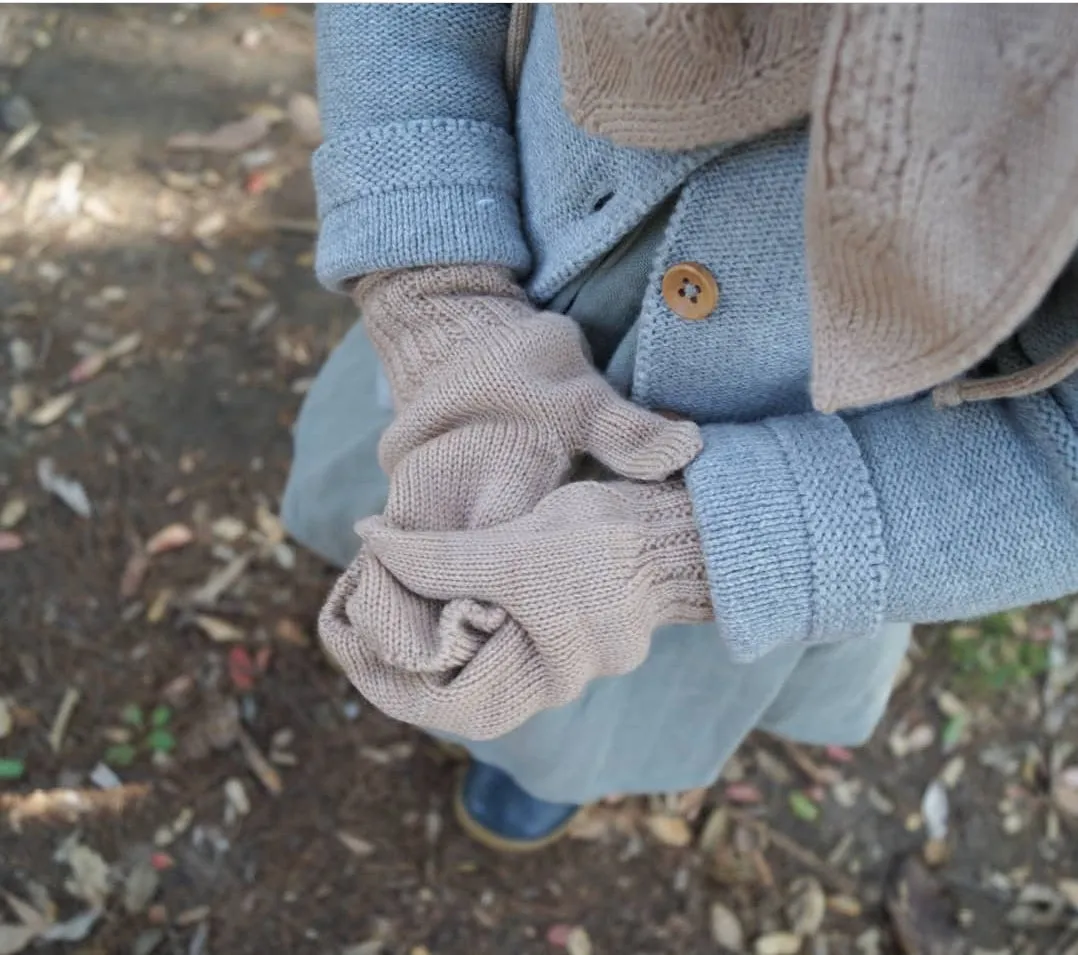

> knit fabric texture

[
  {"left": 555, "top": 4, "right": 828, "bottom": 151},
  {"left": 317, "top": 264, "right": 704, "bottom": 734},
  {"left": 311, "top": 3, "right": 1078, "bottom": 670},
  {"left": 320, "top": 480, "right": 711, "bottom": 739}
]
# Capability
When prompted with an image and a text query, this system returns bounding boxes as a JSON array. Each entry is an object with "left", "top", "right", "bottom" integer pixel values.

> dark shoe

[{"left": 454, "top": 760, "right": 581, "bottom": 852}]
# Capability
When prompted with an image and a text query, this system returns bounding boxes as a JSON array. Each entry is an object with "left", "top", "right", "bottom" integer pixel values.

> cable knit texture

[
  {"left": 554, "top": 4, "right": 828, "bottom": 151},
  {"left": 319, "top": 480, "right": 711, "bottom": 739}
]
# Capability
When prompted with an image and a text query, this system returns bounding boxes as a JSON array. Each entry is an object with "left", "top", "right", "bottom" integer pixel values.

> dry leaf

[
  {"left": 146, "top": 523, "right": 194, "bottom": 555},
  {"left": 119, "top": 549, "right": 151, "bottom": 599},
  {"left": 63, "top": 843, "right": 110, "bottom": 907},
  {"left": 921, "top": 780, "right": 949, "bottom": 842},
  {"left": 755, "top": 749, "right": 793, "bottom": 785},
  {"left": 342, "top": 943, "right": 383, "bottom": 955},
  {"left": 646, "top": 814, "right": 692, "bottom": 847},
  {"left": 0, "top": 532, "right": 23, "bottom": 552},
  {"left": 337, "top": 831, "right": 375, "bottom": 857},
  {"left": 699, "top": 806, "right": 729, "bottom": 852},
  {"left": 211, "top": 517, "right": 247, "bottom": 541},
  {"left": 0, "top": 699, "right": 11, "bottom": 740},
  {"left": 787, "top": 876, "right": 826, "bottom": 937},
  {"left": 1, "top": 893, "right": 47, "bottom": 935},
  {"left": 47, "top": 687, "right": 80, "bottom": 753},
  {"left": 889, "top": 722, "right": 936, "bottom": 759},
  {"left": 754, "top": 932, "right": 802, "bottom": 955},
  {"left": 189, "top": 555, "right": 251, "bottom": 606},
  {"left": 0, "top": 498, "right": 27, "bottom": 529},
  {"left": 193, "top": 615, "right": 245, "bottom": 642},
  {"left": 167, "top": 113, "right": 271, "bottom": 153},
  {"left": 1058, "top": 878, "right": 1078, "bottom": 909},
  {"left": 565, "top": 927, "right": 592, "bottom": 955},
  {"left": 287, "top": 92, "right": 321, "bottom": 146},
  {"left": 146, "top": 589, "right": 172, "bottom": 624},
  {"left": 238, "top": 728, "right": 282, "bottom": 795},
  {"left": 36, "top": 458, "right": 91, "bottom": 518},
  {"left": 41, "top": 908, "right": 102, "bottom": 943},
  {"left": 68, "top": 352, "right": 107, "bottom": 384},
  {"left": 190, "top": 250, "right": 215, "bottom": 275},
  {"left": 28, "top": 392, "right": 76, "bottom": 427},
  {"left": 0, "top": 924, "right": 40, "bottom": 955},
  {"left": 273, "top": 617, "right": 310, "bottom": 647},
  {"left": 1007, "top": 884, "right": 1067, "bottom": 928},
  {"left": 181, "top": 698, "right": 240, "bottom": 760},
  {"left": 1052, "top": 766, "right": 1078, "bottom": 817},
  {"left": 254, "top": 502, "right": 285, "bottom": 544},
  {"left": 224, "top": 777, "right": 250, "bottom": 819},
  {"left": 122, "top": 860, "right": 159, "bottom": 915},
  {"left": 710, "top": 901, "right": 745, "bottom": 952},
  {"left": 827, "top": 895, "right": 863, "bottom": 918}
]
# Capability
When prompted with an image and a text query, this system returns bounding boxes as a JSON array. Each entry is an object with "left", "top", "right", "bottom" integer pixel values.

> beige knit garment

[
  {"left": 318, "top": 266, "right": 707, "bottom": 736},
  {"left": 357, "top": 266, "right": 702, "bottom": 532},
  {"left": 555, "top": 4, "right": 829, "bottom": 151},
  {"left": 553, "top": 4, "right": 1078, "bottom": 412},
  {"left": 321, "top": 480, "right": 711, "bottom": 740}
]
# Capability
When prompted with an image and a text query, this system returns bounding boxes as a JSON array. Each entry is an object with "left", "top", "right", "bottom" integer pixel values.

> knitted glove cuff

[{"left": 612, "top": 480, "right": 714, "bottom": 627}]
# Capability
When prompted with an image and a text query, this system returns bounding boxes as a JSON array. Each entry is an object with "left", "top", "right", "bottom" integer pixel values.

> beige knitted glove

[
  {"left": 357, "top": 265, "right": 703, "bottom": 531},
  {"left": 319, "top": 480, "right": 713, "bottom": 740}
]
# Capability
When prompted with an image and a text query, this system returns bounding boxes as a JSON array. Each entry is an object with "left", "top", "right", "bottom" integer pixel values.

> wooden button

[{"left": 661, "top": 262, "right": 719, "bottom": 320}]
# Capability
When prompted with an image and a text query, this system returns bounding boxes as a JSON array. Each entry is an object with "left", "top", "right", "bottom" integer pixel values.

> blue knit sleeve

[
  {"left": 313, "top": 4, "right": 531, "bottom": 291},
  {"left": 684, "top": 264, "right": 1078, "bottom": 663}
]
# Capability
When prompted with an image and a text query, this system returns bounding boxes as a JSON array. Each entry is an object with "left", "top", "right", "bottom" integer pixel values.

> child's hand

[
  {"left": 358, "top": 265, "right": 701, "bottom": 533},
  {"left": 319, "top": 480, "right": 712, "bottom": 740}
]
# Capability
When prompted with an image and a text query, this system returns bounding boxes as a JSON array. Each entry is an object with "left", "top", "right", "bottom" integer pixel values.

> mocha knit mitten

[
  {"left": 356, "top": 265, "right": 703, "bottom": 531},
  {"left": 320, "top": 480, "right": 713, "bottom": 740}
]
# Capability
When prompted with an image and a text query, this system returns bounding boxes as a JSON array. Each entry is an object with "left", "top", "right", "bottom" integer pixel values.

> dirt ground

[{"left": 1, "top": 7, "right": 1078, "bottom": 955}]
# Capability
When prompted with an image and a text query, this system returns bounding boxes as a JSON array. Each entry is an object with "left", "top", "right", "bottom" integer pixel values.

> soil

[{"left": 1, "top": 7, "right": 1077, "bottom": 955}]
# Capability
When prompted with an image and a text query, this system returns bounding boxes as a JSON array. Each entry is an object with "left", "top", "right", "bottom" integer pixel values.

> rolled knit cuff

[
  {"left": 684, "top": 414, "right": 887, "bottom": 662},
  {"left": 313, "top": 120, "right": 532, "bottom": 291}
]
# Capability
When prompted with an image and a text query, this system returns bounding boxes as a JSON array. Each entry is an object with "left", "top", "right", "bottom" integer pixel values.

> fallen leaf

[
  {"left": 175, "top": 905, "right": 211, "bottom": 927},
  {"left": 123, "top": 860, "right": 159, "bottom": 914},
  {"left": 0, "top": 894, "right": 46, "bottom": 935},
  {"left": 63, "top": 843, "right": 110, "bottom": 907},
  {"left": 146, "top": 589, "right": 172, "bottom": 624},
  {"left": 237, "top": 728, "right": 282, "bottom": 795},
  {"left": 0, "top": 498, "right": 27, "bottom": 529},
  {"left": 273, "top": 617, "right": 309, "bottom": 647},
  {"left": 193, "top": 211, "right": 227, "bottom": 242},
  {"left": 28, "top": 392, "right": 76, "bottom": 427},
  {"left": 254, "top": 502, "right": 285, "bottom": 544},
  {"left": 710, "top": 901, "right": 745, "bottom": 952},
  {"left": 0, "top": 925, "right": 39, "bottom": 955},
  {"left": 939, "top": 756, "right": 965, "bottom": 789},
  {"left": 36, "top": 459, "right": 91, "bottom": 518},
  {"left": 565, "top": 927, "right": 592, "bottom": 955},
  {"left": 921, "top": 780, "right": 949, "bottom": 842},
  {"left": 68, "top": 352, "right": 108, "bottom": 384},
  {"left": 342, "top": 943, "right": 383, "bottom": 955},
  {"left": 211, "top": 516, "right": 247, "bottom": 541},
  {"left": 193, "top": 615, "right": 245, "bottom": 643},
  {"left": 788, "top": 791, "right": 820, "bottom": 822},
  {"left": 646, "top": 814, "right": 692, "bottom": 848},
  {"left": 786, "top": 876, "right": 826, "bottom": 937},
  {"left": 146, "top": 523, "right": 194, "bottom": 556},
  {"left": 0, "top": 700, "right": 11, "bottom": 740},
  {"left": 40, "top": 909, "right": 100, "bottom": 944},
  {"left": 167, "top": 113, "right": 272, "bottom": 153},
  {"left": 754, "top": 932, "right": 802, "bottom": 955},
  {"left": 119, "top": 549, "right": 151, "bottom": 599},
  {"left": 755, "top": 749, "right": 793, "bottom": 785},
  {"left": 190, "top": 250, "right": 215, "bottom": 275},
  {"left": 224, "top": 778, "right": 250, "bottom": 819},
  {"left": 724, "top": 783, "right": 763, "bottom": 804},
  {"left": 1059, "top": 878, "right": 1078, "bottom": 909},
  {"left": 189, "top": 555, "right": 251, "bottom": 606},
  {"left": 181, "top": 698, "right": 240, "bottom": 760},
  {"left": 337, "top": 831, "right": 375, "bottom": 857},
  {"left": 1052, "top": 765, "right": 1078, "bottom": 817},
  {"left": 0, "top": 532, "right": 23, "bottom": 552},
  {"left": 827, "top": 895, "right": 863, "bottom": 918},
  {"left": 47, "top": 687, "right": 80, "bottom": 753},
  {"left": 8, "top": 339, "right": 33, "bottom": 374},
  {"left": 287, "top": 93, "right": 321, "bottom": 146},
  {"left": 889, "top": 722, "right": 936, "bottom": 759},
  {"left": 228, "top": 646, "right": 259, "bottom": 691}
]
